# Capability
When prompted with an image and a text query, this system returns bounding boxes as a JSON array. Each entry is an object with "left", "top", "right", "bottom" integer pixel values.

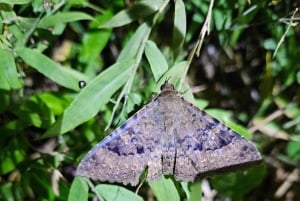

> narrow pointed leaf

[
  {"left": 173, "top": 0, "right": 186, "bottom": 56},
  {"left": 0, "top": 48, "right": 23, "bottom": 90},
  {"left": 95, "top": 184, "right": 143, "bottom": 201},
  {"left": 118, "top": 23, "right": 151, "bottom": 61},
  {"left": 38, "top": 12, "right": 93, "bottom": 28},
  {"left": 44, "top": 59, "right": 134, "bottom": 136},
  {"left": 150, "top": 177, "right": 180, "bottom": 201},
  {"left": 100, "top": 0, "right": 164, "bottom": 28},
  {"left": 68, "top": 177, "right": 88, "bottom": 201},
  {"left": 145, "top": 40, "right": 168, "bottom": 81},
  {"left": 17, "top": 48, "right": 89, "bottom": 91}
]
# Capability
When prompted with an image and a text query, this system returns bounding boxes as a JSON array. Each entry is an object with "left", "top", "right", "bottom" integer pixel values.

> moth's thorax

[{"left": 155, "top": 91, "right": 181, "bottom": 113}]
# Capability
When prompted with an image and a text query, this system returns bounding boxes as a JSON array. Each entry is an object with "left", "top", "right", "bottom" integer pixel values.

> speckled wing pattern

[{"left": 76, "top": 82, "right": 262, "bottom": 186}]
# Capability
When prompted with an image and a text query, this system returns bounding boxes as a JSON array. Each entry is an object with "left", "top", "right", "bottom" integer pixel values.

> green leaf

[
  {"left": 45, "top": 23, "right": 151, "bottom": 137},
  {"left": 181, "top": 181, "right": 202, "bottom": 201},
  {"left": 0, "top": 0, "right": 30, "bottom": 4},
  {"left": 149, "top": 177, "right": 180, "bottom": 201},
  {"left": 287, "top": 141, "right": 300, "bottom": 160},
  {"left": 173, "top": 0, "right": 186, "bottom": 57},
  {"left": 194, "top": 99, "right": 209, "bottom": 110},
  {"left": 0, "top": 90, "right": 10, "bottom": 113},
  {"left": 79, "top": 11, "right": 113, "bottom": 64},
  {"left": 16, "top": 48, "right": 90, "bottom": 91},
  {"left": 30, "top": 170, "right": 56, "bottom": 200},
  {"left": 118, "top": 23, "right": 151, "bottom": 61},
  {"left": 67, "top": 0, "right": 88, "bottom": 6},
  {"left": 36, "top": 93, "right": 71, "bottom": 115},
  {"left": 95, "top": 184, "right": 143, "bottom": 201},
  {"left": 145, "top": 40, "right": 168, "bottom": 81},
  {"left": 11, "top": 93, "right": 66, "bottom": 128},
  {"left": 38, "top": 12, "right": 93, "bottom": 28},
  {"left": 68, "top": 177, "right": 88, "bottom": 201},
  {"left": 224, "top": 118, "right": 252, "bottom": 139},
  {"left": 44, "top": 59, "right": 135, "bottom": 136},
  {"left": 205, "top": 108, "right": 231, "bottom": 122},
  {"left": 0, "top": 138, "right": 26, "bottom": 175},
  {"left": 125, "top": 92, "right": 142, "bottom": 114},
  {"left": 0, "top": 47, "right": 23, "bottom": 90},
  {"left": 0, "top": 183, "right": 15, "bottom": 201},
  {"left": 100, "top": 0, "right": 164, "bottom": 28}
]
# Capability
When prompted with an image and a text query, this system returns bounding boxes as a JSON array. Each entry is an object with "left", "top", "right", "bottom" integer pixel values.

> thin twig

[
  {"left": 249, "top": 109, "right": 284, "bottom": 133},
  {"left": 86, "top": 179, "right": 105, "bottom": 201},
  {"left": 273, "top": 8, "right": 299, "bottom": 58},
  {"left": 275, "top": 169, "right": 299, "bottom": 198}
]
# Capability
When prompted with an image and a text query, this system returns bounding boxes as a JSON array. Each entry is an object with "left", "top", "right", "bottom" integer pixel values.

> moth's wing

[
  {"left": 76, "top": 99, "right": 164, "bottom": 186},
  {"left": 173, "top": 97, "right": 262, "bottom": 181}
]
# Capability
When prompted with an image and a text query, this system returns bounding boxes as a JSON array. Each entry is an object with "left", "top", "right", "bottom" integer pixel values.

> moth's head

[{"left": 160, "top": 81, "right": 175, "bottom": 92}]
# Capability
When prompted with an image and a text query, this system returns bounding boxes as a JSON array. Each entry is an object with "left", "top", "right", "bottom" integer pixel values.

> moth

[{"left": 77, "top": 82, "right": 262, "bottom": 186}]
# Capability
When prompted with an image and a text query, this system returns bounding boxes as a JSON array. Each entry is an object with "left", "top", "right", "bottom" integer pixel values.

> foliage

[{"left": 0, "top": 0, "right": 299, "bottom": 200}]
